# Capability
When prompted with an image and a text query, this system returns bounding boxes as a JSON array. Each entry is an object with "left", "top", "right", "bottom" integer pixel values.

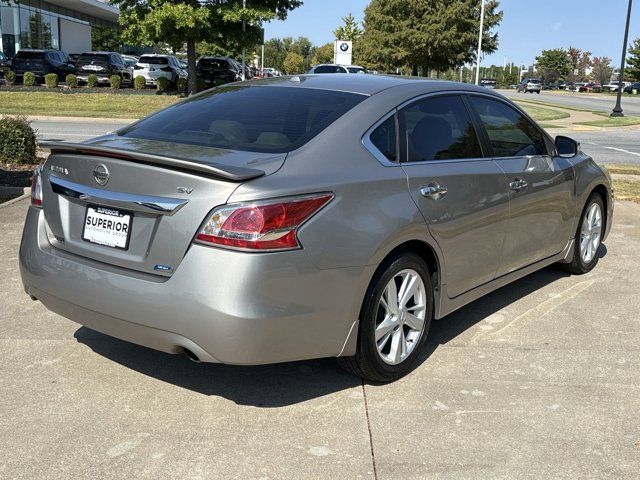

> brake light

[
  {"left": 30, "top": 166, "right": 43, "bottom": 207},
  {"left": 195, "top": 193, "right": 334, "bottom": 251}
]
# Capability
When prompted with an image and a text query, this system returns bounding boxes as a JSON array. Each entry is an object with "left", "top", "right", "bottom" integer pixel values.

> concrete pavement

[{"left": 1, "top": 198, "right": 640, "bottom": 479}]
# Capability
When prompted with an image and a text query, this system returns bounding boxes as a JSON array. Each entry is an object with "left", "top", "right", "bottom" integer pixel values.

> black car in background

[
  {"left": 196, "top": 56, "right": 242, "bottom": 87},
  {"left": 0, "top": 51, "right": 10, "bottom": 77},
  {"left": 10, "top": 49, "right": 75, "bottom": 82},
  {"left": 623, "top": 82, "right": 640, "bottom": 94},
  {"left": 75, "top": 51, "right": 132, "bottom": 86}
]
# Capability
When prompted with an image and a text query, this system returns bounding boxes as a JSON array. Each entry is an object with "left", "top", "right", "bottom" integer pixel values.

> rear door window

[
  {"left": 369, "top": 116, "right": 397, "bottom": 162},
  {"left": 469, "top": 96, "right": 547, "bottom": 158},
  {"left": 399, "top": 95, "right": 483, "bottom": 162}
]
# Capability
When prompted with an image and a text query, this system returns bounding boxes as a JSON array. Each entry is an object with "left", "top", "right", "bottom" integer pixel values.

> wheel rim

[
  {"left": 375, "top": 269, "right": 427, "bottom": 365},
  {"left": 580, "top": 202, "right": 602, "bottom": 264}
]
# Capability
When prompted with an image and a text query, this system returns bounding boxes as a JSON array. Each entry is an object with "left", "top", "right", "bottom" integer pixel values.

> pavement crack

[{"left": 361, "top": 379, "right": 378, "bottom": 480}]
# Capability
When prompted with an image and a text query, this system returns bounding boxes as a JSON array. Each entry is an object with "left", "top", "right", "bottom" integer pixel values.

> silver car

[
  {"left": 134, "top": 54, "right": 186, "bottom": 87},
  {"left": 20, "top": 75, "right": 613, "bottom": 382}
]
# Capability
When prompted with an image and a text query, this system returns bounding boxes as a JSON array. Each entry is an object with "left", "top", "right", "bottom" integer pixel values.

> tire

[
  {"left": 338, "top": 252, "right": 433, "bottom": 382},
  {"left": 560, "top": 193, "right": 604, "bottom": 274}
]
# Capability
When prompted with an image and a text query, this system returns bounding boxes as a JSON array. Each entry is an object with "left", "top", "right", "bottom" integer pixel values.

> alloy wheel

[{"left": 580, "top": 202, "right": 602, "bottom": 264}]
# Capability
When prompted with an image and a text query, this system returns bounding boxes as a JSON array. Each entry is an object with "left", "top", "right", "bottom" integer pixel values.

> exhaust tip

[{"left": 183, "top": 348, "right": 200, "bottom": 363}]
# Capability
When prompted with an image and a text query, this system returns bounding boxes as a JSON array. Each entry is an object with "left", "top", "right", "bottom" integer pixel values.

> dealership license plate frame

[{"left": 82, "top": 205, "right": 133, "bottom": 250}]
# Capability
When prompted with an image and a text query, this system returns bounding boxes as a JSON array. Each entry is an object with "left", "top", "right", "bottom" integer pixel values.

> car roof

[
  {"left": 139, "top": 54, "right": 170, "bottom": 57},
  {"left": 245, "top": 73, "right": 497, "bottom": 97}
]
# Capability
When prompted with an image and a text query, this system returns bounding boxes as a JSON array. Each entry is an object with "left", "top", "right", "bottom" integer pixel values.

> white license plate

[{"left": 82, "top": 206, "right": 132, "bottom": 250}]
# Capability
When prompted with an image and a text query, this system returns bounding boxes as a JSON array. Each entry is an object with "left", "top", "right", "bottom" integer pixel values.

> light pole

[
  {"left": 475, "top": 0, "right": 486, "bottom": 85},
  {"left": 612, "top": 0, "right": 633, "bottom": 117},
  {"left": 241, "top": 0, "right": 247, "bottom": 81}
]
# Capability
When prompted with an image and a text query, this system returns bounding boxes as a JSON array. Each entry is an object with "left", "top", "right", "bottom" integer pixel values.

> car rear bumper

[
  {"left": 76, "top": 74, "right": 111, "bottom": 83},
  {"left": 137, "top": 71, "right": 173, "bottom": 84},
  {"left": 19, "top": 207, "right": 367, "bottom": 365}
]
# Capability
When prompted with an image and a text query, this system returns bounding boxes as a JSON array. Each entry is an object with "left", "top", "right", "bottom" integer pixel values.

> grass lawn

[
  {"left": 514, "top": 102, "right": 570, "bottom": 121},
  {"left": 603, "top": 164, "right": 640, "bottom": 175},
  {"left": 574, "top": 115, "right": 640, "bottom": 128},
  {"left": 612, "top": 179, "right": 640, "bottom": 203},
  {"left": 0, "top": 91, "right": 179, "bottom": 118}
]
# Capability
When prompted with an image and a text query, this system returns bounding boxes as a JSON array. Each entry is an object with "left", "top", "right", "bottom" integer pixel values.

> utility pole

[
  {"left": 241, "top": 0, "right": 246, "bottom": 81},
  {"left": 611, "top": 0, "right": 633, "bottom": 117},
  {"left": 261, "top": 44, "right": 264, "bottom": 77},
  {"left": 475, "top": 0, "right": 485, "bottom": 85}
]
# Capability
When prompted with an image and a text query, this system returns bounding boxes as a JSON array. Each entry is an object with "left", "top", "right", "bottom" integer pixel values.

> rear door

[
  {"left": 398, "top": 94, "right": 510, "bottom": 298},
  {"left": 467, "top": 95, "right": 575, "bottom": 275}
]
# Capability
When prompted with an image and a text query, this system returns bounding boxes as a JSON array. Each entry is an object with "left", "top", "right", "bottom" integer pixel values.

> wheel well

[
  {"left": 383, "top": 240, "right": 440, "bottom": 293},
  {"left": 591, "top": 184, "right": 609, "bottom": 235}
]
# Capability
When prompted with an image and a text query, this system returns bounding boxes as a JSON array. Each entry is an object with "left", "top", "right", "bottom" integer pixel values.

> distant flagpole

[{"left": 475, "top": 0, "right": 486, "bottom": 85}]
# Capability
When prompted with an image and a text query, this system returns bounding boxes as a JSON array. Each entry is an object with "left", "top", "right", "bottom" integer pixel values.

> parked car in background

[
  {"left": 0, "top": 51, "right": 10, "bottom": 77},
  {"left": 480, "top": 78, "right": 497, "bottom": 89},
  {"left": 623, "top": 82, "right": 640, "bottom": 94},
  {"left": 578, "top": 82, "right": 601, "bottom": 93},
  {"left": 134, "top": 54, "right": 186, "bottom": 87},
  {"left": 196, "top": 56, "right": 242, "bottom": 87},
  {"left": 75, "top": 52, "right": 132, "bottom": 86},
  {"left": 10, "top": 49, "right": 75, "bottom": 83},
  {"left": 516, "top": 78, "right": 541, "bottom": 93},
  {"left": 308, "top": 64, "right": 349, "bottom": 74},
  {"left": 23, "top": 75, "right": 613, "bottom": 382},
  {"left": 346, "top": 65, "right": 367, "bottom": 74},
  {"left": 122, "top": 55, "right": 139, "bottom": 69}
]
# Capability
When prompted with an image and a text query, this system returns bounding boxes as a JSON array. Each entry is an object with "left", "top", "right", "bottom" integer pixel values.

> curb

[{"left": 0, "top": 189, "right": 30, "bottom": 209}]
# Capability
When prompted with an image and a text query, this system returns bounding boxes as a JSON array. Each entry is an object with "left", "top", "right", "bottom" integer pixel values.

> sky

[{"left": 265, "top": 0, "right": 639, "bottom": 67}]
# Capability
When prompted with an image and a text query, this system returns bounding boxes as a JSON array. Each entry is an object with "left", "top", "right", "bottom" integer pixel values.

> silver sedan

[{"left": 20, "top": 74, "right": 613, "bottom": 382}]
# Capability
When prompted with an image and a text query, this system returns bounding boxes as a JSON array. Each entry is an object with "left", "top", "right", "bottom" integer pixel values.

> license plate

[{"left": 82, "top": 206, "right": 132, "bottom": 250}]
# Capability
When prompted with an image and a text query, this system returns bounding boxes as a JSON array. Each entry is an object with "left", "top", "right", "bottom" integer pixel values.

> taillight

[
  {"left": 195, "top": 193, "right": 334, "bottom": 251},
  {"left": 30, "top": 166, "right": 43, "bottom": 207}
]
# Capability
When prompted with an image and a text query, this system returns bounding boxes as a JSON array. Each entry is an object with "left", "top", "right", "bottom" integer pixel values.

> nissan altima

[{"left": 20, "top": 75, "right": 613, "bottom": 382}]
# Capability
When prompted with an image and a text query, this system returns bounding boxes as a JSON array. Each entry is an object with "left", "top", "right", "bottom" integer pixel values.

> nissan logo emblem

[{"left": 93, "top": 164, "right": 110, "bottom": 186}]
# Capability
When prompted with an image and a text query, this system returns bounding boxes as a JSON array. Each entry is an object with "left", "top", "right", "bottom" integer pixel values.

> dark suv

[
  {"left": 0, "top": 51, "right": 10, "bottom": 77},
  {"left": 75, "top": 51, "right": 132, "bottom": 86},
  {"left": 10, "top": 49, "right": 75, "bottom": 82},
  {"left": 196, "top": 56, "right": 242, "bottom": 87}
]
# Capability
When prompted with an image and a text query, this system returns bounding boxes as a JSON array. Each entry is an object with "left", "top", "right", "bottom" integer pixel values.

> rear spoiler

[{"left": 39, "top": 142, "right": 266, "bottom": 182}]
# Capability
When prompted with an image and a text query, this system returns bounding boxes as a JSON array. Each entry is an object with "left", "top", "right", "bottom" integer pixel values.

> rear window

[
  {"left": 314, "top": 65, "right": 346, "bottom": 74},
  {"left": 78, "top": 54, "right": 109, "bottom": 63},
  {"left": 15, "top": 51, "right": 45, "bottom": 59},
  {"left": 139, "top": 56, "right": 169, "bottom": 65},
  {"left": 198, "top": 58, "right": 229, "bottom": 69},
  {"left": 119, "top": 86, "right": 366, "bottom": 153}
]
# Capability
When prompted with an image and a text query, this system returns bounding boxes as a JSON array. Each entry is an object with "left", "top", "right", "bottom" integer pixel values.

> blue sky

[{"left": 265, "top": 0, "right": 639, "bottom": 67}]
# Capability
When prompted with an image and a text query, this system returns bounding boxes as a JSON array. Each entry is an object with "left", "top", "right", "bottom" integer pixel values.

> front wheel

[
  {"left": 338, "top": 252, "right": 433, "bottom": 382},
  {"left": 561, "top": 193, "right": 604, "bottom": 274}
]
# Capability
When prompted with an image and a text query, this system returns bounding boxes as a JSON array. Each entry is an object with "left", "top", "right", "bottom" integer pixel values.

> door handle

[
  {"left": 420, "top": 182, "right": 448, "bottom": 200},
  {"left": 509, "top": 177, "right": 528, "bottom": 192}
]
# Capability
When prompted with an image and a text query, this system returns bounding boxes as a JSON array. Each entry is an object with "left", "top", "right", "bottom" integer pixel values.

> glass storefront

[{"left": 0, "top": 0, "right": 116, "bottom": 58}]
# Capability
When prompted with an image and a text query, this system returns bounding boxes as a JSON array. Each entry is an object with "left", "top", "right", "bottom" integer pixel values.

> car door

[
  {"left": 398, "top": 94, "right": 510, "bottom": 298},
  {"left": 467, "top": 95, "right": 575, "bottom": 276}
]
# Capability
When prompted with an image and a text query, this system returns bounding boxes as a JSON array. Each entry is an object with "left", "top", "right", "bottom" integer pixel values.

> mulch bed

[
  {"left": 0, "top": 162, "right": 40, "bottom": 187},
  {"left": 0, "top": 85, "right": 175, "bottom": 96}
]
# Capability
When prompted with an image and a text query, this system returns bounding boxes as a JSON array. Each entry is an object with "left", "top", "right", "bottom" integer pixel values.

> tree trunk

[
  {"left": 411, "top": 65, "right": 418, "bottom": 76},
  {"left": 187, "top": 38, "right": 197, "bottom": 96},
  {"left": 422, "top": 65, "right": 430, "bottom": 78}
]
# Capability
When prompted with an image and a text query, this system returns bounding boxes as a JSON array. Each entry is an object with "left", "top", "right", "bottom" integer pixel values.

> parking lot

[{"left": 2, "top": 197, "right": 639, "bottom": 479}]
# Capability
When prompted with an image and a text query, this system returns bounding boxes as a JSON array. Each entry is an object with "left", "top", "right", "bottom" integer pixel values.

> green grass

[
  {"left": 0, "top": 91, "right": 179, "bottom": 118},
  {"left": 612, "top": 179, "right": 640, "bottom": 203},
  {"left": 539, "top": 123, "right": 566, "bottom": 129},
  {"left": 514, "top": 102, "right": 571, "bottom": 121},
  {"left": 574, "top": 116, "right": 640, "bottom": 128},
  {"left": 514, "top": 98, "right": 593, "bottom": 112}
]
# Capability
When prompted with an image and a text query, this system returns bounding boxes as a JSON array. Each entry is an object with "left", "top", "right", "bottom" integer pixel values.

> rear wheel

[
  {"left": 338, "top": 253, "right": 433, "bottom": 382},
  {"left": 561, "top": 193, "right": 604, "bottom": 274}
]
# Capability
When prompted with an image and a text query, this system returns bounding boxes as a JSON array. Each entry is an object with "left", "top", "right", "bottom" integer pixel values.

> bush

[
  {"left": 87, "top": 74, "right": 98, "bottom": 88},
  {"left": 0, "top": 116, "right": 37, "bottom": 165},
  {"left": 45, "top": 73, "right": 58, "bottom": 88},
  {"left": 23, "top": 71, "right": 36, "bottom": 87},
  {"left": 134, "top": 75, "right": 146, "bottom": 90},
  {"left": 177, "top": 77, "right": 188, "bottom": 94},
  {"left": 5, "top": 70, "right": 16, "bottom": 86},
  {"left": 109, "top": 74, "right": 122, "bottom": 89},
  {"left": 196, "top": 78, "right": 207, "bottom": 93},
  {"left": 156, "top": 76, "right": 168, "bottom": 93},
  {"left": 65, "top": 74, "right": 78, "bottom": 88}
]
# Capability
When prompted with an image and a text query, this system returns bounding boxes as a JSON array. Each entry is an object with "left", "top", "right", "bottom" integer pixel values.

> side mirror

[{"left": 555, "top": 135, "right": 580, "bottom": 157}]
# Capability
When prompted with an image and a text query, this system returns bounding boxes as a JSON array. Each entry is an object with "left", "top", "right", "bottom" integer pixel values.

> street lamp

[
  {"left": 611, "top": 0, "right": 634, "bottom": 117},
  {"left": 475, "top": 0, "right": 486, "bottom": 85},
  {"left": 241, "top": 0, "right": 247, "bottom": 81}
]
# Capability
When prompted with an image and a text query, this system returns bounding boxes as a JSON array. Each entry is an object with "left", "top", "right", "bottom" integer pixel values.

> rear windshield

[
  {"left": 198, "top": 58, "right": 229, "bottom": 69},
  {"left": 119, "top": 86, "right": 366, "bottom": 153},
  {"left": 15, "top": 51, "right": 45, "bottom": 59},
  {"left": 139, "top": 56, "right": 168, "bottom": 65},
  {"left": 78, "top": 54, "right": 109, "bottom": 63}
]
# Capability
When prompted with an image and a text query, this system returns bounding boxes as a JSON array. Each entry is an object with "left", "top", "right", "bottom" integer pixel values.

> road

[
  {"left": 33, "top": 118, "right": 640, "bottom": 165},
  {"left": 499, "top": 89, "right": 640, "bottom": 116},
  {"left": 2, "top": 197, "right": 640, "bottom": 479}
]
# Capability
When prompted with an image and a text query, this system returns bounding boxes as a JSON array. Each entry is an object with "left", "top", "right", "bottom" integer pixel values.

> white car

[{"left": 134, "top": 54, "right": 186, "bottom": 87}]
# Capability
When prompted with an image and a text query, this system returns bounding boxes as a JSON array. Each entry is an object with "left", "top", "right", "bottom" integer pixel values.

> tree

[
  {"left": 627, "top": 37, "right": 640, "bottom": 81},
  {"left": 535, "top": 48, "right": 571, "bottom": 83},
  {"left": 263, "top": 36, "right": 314, "bottom": 72},
  {"left": 357, "top": 0, "right": 502, "bottom": 76},
  {"left": 311, "top": 43, "right": 334, "bottom": 65},
  {"left": 591, "top": 56, "right": 613, "bottom": 85},
  {"left": 283, "top": 52, "right": 305, "bottom": 74},
  {"left": 333, "top": 13, "right": 363, "bottom": 41},
  {"left": 92, "top": 25, "right": 122, "bottom": 52},
  {"left": 111, "top": 0, "right": 302, "bottom": 94}
]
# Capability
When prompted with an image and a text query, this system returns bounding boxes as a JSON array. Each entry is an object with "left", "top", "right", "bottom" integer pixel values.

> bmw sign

[{"left": 334, "top": 40, "right": 353, "bottom": 66}]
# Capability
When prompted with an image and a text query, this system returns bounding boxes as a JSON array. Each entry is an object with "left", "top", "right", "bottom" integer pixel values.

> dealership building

[{"left": 0, "top": 0, "right": 118, "bottom": 58}]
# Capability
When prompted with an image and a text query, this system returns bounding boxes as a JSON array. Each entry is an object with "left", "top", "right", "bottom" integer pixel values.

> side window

[
  {"left": 469, "top": 96, "right": 547, "bottom": 158},
  {"left": 369, "top": 115, "right": 397, "bottom": 162},
  {"left": 399, "top": 95, "right": 483, "bottom": 162}
]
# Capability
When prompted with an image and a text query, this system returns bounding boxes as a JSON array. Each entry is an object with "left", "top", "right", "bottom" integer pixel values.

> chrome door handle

[
  {"left": 509, "top": 177, "right": 528, "bottom": 192},
  {"left": 420, "top": 182, "right": 448, "bottom": 200}
]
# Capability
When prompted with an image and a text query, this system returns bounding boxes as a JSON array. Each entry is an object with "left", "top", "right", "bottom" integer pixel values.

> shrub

[
  {"left": 23, "top": 71, "right": 36, "bottom": 87},
  {"left": 5, "top": 70, "right": 16, "bottom": 86},
  {"left": 134, "top": 75, "right": 146, "bottom": 90},
  {"left": 45, "top": 73, "right": 58, "bottom": 88},
  {"left": 109, "top": 74, "right": 122, "bottom": 89},
  {"left": 177, "top": 77, "right": 188, "bottom": 94},
  {"left": 87, "top": 74, "right": 98, "bottom": 88},
  {"left": 196, "top": 78, "right": 207, "bottom": 93},
  {"left": 156, "top": 76, "right": 168, "bottom": 93},
  {"left": 0, "top": 116, "right": 37, "bottom": 165},
  {"left": 65, "top": 74, "right": 78, "bottom": 88}
]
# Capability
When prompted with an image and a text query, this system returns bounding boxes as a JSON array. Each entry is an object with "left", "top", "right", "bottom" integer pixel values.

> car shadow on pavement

[{"left": 74, "top": 247, "right": 607, "bottom": 405}]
